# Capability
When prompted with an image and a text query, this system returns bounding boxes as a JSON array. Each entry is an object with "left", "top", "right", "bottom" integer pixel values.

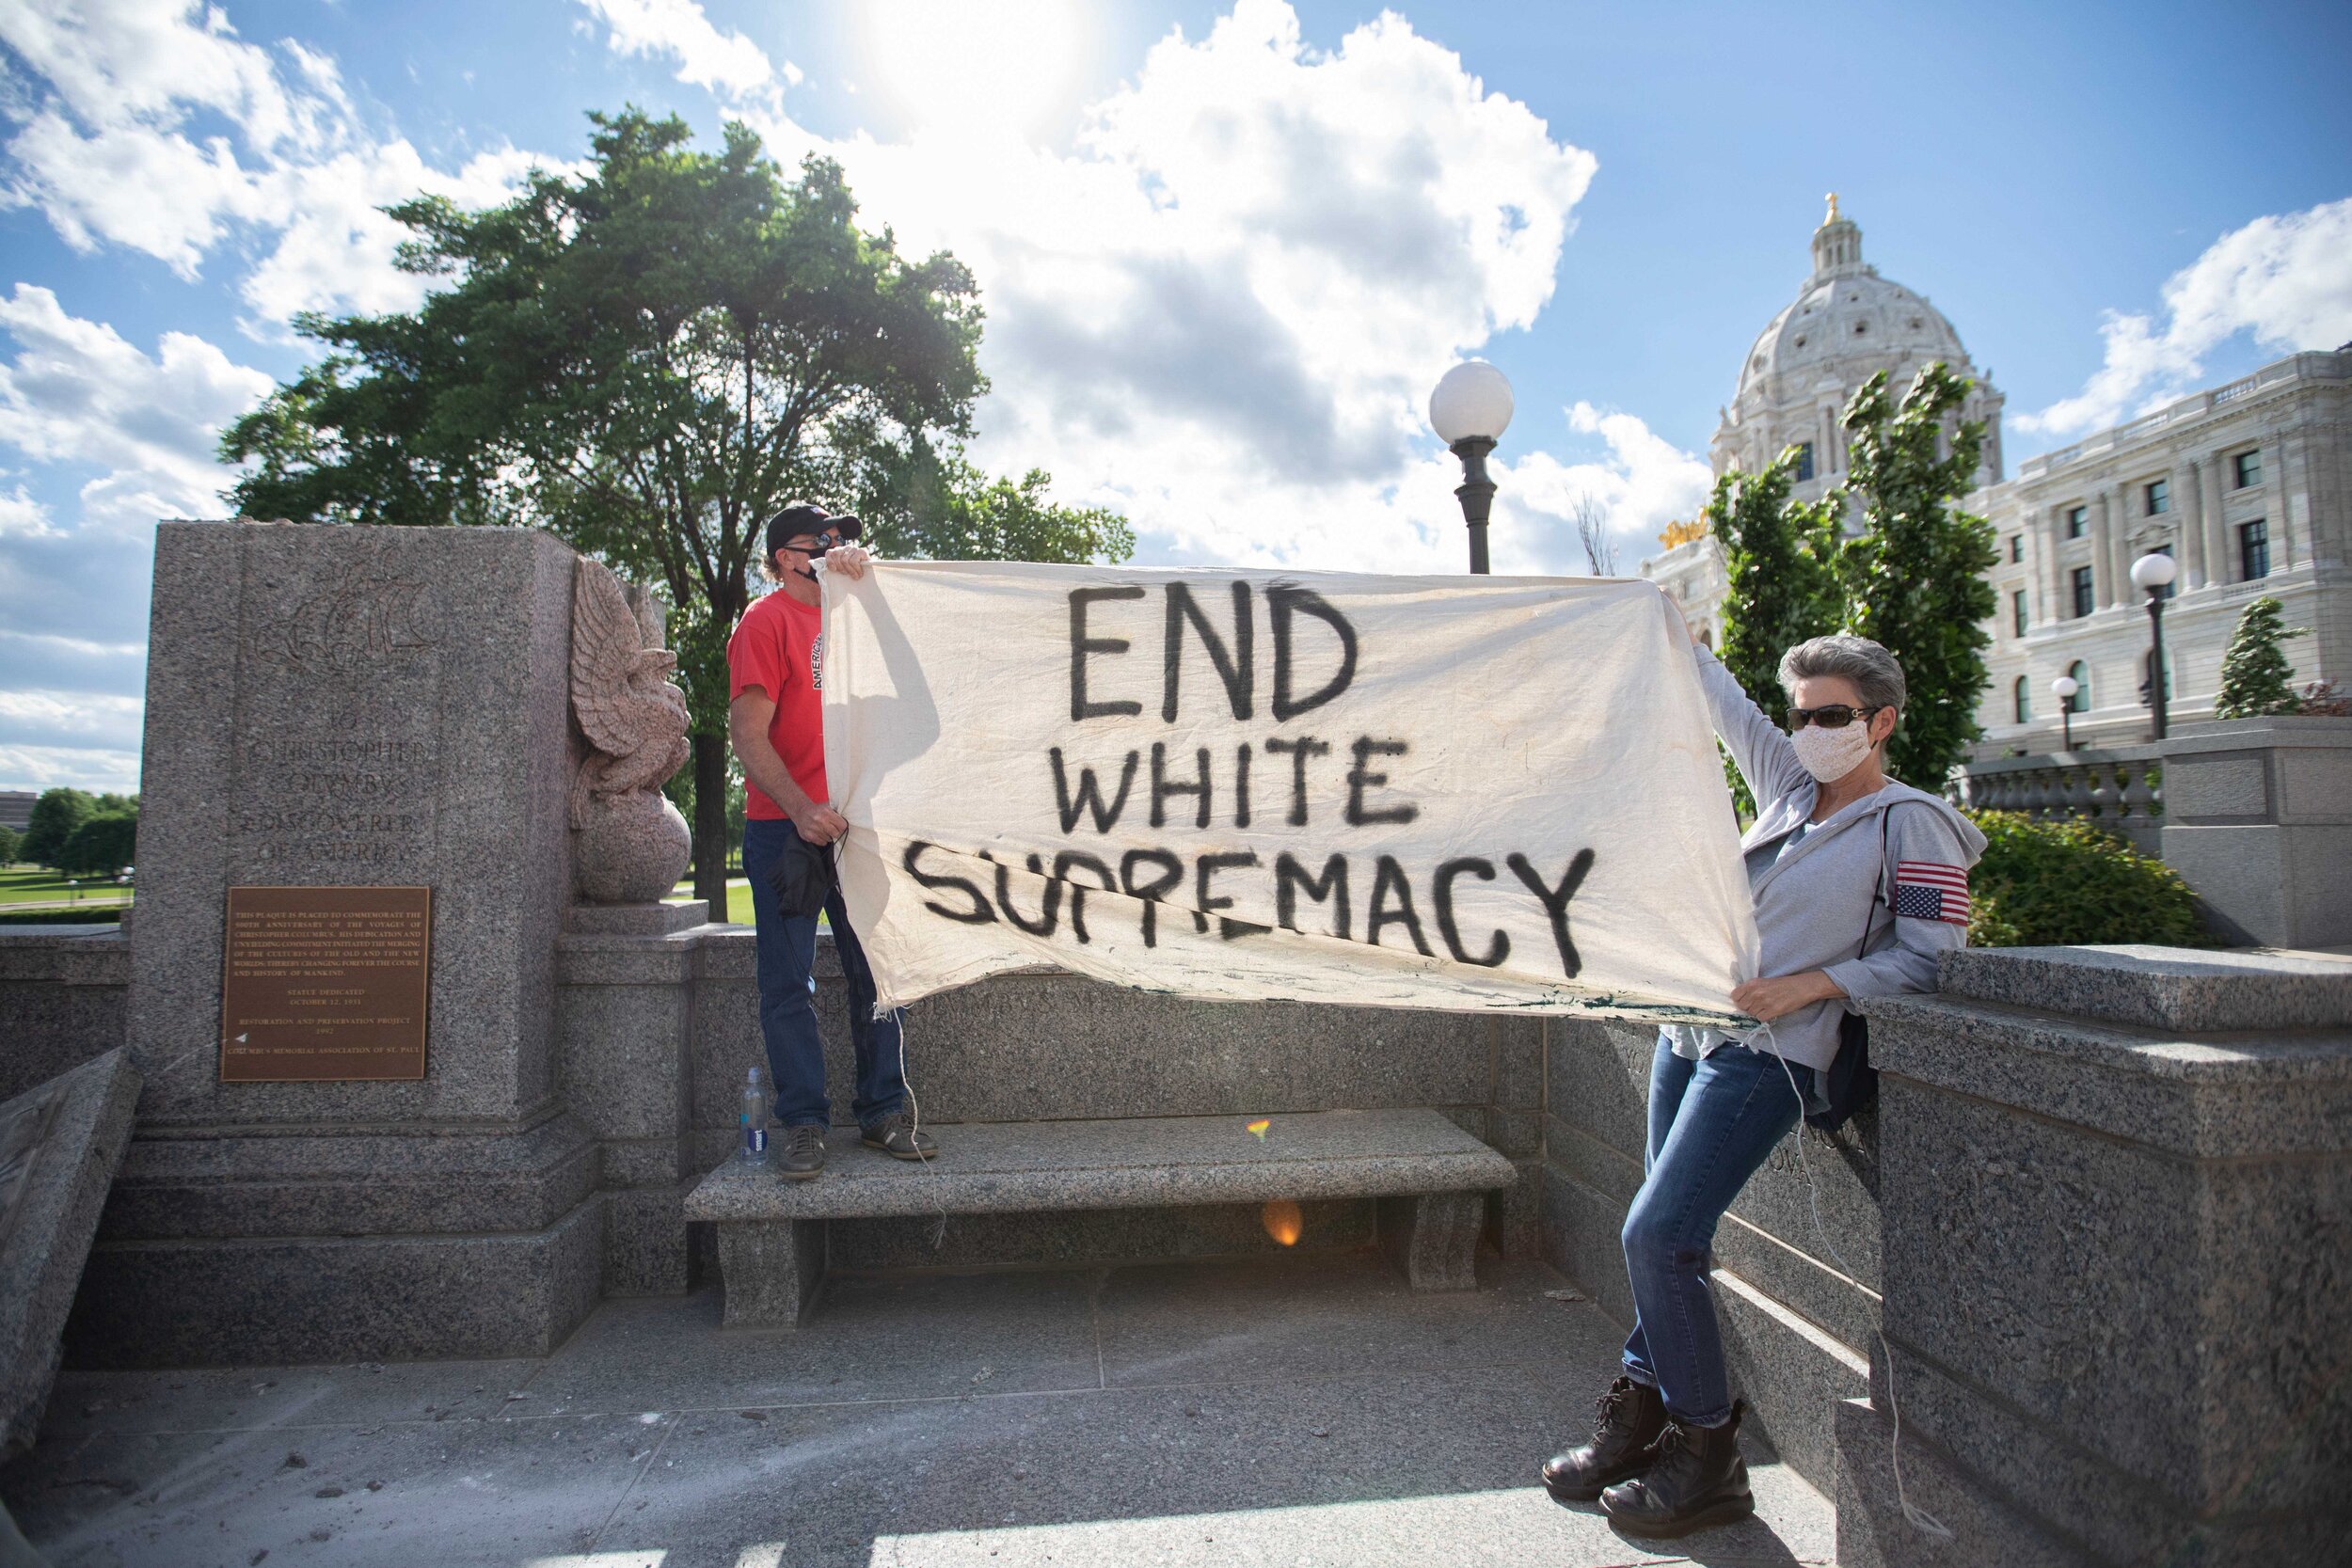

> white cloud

[
  {"left": 0, "top": 287, "right": 270, "bottom": 786},
  {"left": 2018, "top": 197, "right": 2352, "bottom": 438},
  {"left": 0, "top": 743, "right": 140, "bottom": 794},
  {"left": 0, "top": 688, "right": 144, "bottom": 749},
  {"left": 0, "top": 284, "right": 271, "bottom": 516},
  {"left": 576, "top": 0, "right": 777, "bottom": 100},
  {"left": 0, "top": 484, "right": 60, "bottom": 538},
  {"left": 1493, "top": 404, "right": 1715, "bottom": 576},
  {"left": 241, "top": 143, "right": 555, "bottom": 323},
  {"left": 726, "top": 0, "right": 1597, "bottom": 575},
  {"left": 1, "top": 0, "right": 553, "bottom": 319},
  {"left": 0, "top": 0, "right": 328, "bottom": 149},
  {"left": 3, "top": 109, "right": 263, "bottom": 277}
]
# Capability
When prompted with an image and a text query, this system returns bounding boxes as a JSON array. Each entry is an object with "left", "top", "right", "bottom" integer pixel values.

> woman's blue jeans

[
  {"left": 1619, "top": 1032, "right": 1810, "bottom": 1426},
  {"left": 740, "top": 817, "right": 905, "bottom": 1130}
]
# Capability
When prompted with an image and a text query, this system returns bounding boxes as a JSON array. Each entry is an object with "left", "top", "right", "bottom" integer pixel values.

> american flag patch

[{"left": 1893, "top": 862, "right": 1971, "bottom": 926}]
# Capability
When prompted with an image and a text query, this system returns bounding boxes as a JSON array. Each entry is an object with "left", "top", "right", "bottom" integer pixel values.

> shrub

[
  {"left": 1963, "top": 810, "right": 2206, "bottom": 948},
  {"left": 2214, "top": 596, "right": 2305, "bottom": 720}
]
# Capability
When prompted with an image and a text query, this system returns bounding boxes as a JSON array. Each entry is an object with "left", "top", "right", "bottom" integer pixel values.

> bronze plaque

[{"left": 220, "top": 886, "right": 432, "bottom": 1082}]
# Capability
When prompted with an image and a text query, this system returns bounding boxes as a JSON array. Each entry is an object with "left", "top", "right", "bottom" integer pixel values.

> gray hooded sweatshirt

[{"left": 1668, "top": 643, "right": 1989, "bottom": 1073}]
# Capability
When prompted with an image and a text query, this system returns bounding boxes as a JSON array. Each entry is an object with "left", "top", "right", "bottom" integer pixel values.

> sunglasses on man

[
  {"left": 780, "top": 531, "right": 846, "bottom": 557},
  {"left": 1786, "top": 704, "right": 1885, "bottom": 731}
]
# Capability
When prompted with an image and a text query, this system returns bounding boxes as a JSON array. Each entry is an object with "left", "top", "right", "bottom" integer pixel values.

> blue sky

[{"left": 2, "top": 0, "right": 2348, "bottom": 792}]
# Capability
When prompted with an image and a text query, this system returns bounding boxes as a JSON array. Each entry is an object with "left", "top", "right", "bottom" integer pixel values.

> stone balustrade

[{"left": 1950, "top": 747, "right": 2165, "bottom": 856}]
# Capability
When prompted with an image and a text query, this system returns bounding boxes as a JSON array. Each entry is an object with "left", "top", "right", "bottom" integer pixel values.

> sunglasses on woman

[{"left": 1786, "top": 704, "right": 1885, "bottom": 731}]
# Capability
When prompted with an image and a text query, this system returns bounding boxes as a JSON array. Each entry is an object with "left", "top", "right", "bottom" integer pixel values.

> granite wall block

[
  {"left": 0, "top": 932, "right": 126, "bottom": 1102},
  {"left": 1833, "top": 1398, "right": 2084, "bottom": 1568},
  {"left": 1712, "top": 1265, "right": 1867, "bottom": 1494},
  {"left": 603, "top": 1182, "right": 691, "bottom": 1297},
  {"left": 67, "top": 1198, "right": 603, "bottom": 1368},
  {"left": 1851, "top": 944, "right": 2352, "bottom": 1564},
  {"left": 0, "top": 1050, "right": 140, "bottom": 1456},
  {"left": 690, "top": 939, "right": 1501, "bottom": 1134}
]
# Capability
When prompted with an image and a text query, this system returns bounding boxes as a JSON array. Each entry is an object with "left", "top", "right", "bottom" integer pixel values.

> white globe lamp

[
  {"left": 1429, "top": 360, "right": 1515, "bottom": 445},
  {"left": 1428, "top": 361, "right": 1515, "bottom": 574},
  {"left": 2129, "top": 550, "right": 2178, "bottom": 739},
  {"left": 2051, "top": 674, "right": 2079, "bottom": 751}
]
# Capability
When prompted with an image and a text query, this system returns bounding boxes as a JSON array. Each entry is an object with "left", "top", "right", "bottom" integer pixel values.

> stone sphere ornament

[{"left": 573, "top": 787, "right": 692, "bottom": 905}]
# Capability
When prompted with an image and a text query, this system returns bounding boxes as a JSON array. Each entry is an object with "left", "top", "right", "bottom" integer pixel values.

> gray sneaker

[
  {"left": 860, "top": 1112, "right": 937, "bottom": 1162},
  {"left": 777, "top": 1123, "right": 825, "bottom": 1180}
]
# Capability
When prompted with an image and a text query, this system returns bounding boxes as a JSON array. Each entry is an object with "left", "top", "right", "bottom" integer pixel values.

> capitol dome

[{"left": 1711, "top": 198, "right": 2003, "bottom": 499}]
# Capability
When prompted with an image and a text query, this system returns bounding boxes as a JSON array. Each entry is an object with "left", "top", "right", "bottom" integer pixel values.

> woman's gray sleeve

[
  {"left": 1822, "top": 808, "right": 1973, "bottom": 1000},
  {"left": 1692, "top": 643, "right": 1808, "bottom": 804}
]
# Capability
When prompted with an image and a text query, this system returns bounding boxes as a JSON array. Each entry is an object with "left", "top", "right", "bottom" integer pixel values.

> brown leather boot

[
  {"left": 1598, "top": 1399, "right": 1754, "bottom": 1538},
  {"left": 1541, "top": 1374, "right": 1667, "bottom": 1502}
]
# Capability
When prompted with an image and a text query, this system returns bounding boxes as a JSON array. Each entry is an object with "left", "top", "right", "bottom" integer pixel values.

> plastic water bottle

[{"left": 739, "top": 1066, "right": 771, "bottom": 1165}]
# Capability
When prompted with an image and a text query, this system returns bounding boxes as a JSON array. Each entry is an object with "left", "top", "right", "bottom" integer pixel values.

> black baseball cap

[{"left": 764, "top": 501, "right": 862, "bottom": 557}]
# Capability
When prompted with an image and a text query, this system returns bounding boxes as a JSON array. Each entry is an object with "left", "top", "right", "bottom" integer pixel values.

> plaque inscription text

[{"left": 220, "top": 886, "right": 432, "bottom": 1082}]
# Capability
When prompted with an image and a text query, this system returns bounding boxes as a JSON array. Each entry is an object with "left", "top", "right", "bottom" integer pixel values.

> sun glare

[{"left": 855, "top": 0, "right": 1092, "bottom": 139}]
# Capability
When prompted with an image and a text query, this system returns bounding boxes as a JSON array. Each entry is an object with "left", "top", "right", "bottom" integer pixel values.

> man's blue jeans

[
  {"left": 1620, "top": 1032, "right": 1810, "bottom": 1427},
  {"left": 740, "top": 817, "right": 905, "bottom": 1130}
]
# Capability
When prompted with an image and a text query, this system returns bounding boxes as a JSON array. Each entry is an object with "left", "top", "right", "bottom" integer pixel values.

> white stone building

[{"left": 1644, "top": 200, "right": 2351, "bottom": 759}]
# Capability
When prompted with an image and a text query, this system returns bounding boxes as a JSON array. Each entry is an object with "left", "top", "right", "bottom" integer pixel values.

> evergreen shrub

[{"left": 1964, "top": 810, "right": 2206, "bottom": 948}]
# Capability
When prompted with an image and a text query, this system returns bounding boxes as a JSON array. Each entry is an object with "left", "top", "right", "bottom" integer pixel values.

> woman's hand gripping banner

[{"left": 820, "top": 561, "right": 1759, "bottom": 1025}]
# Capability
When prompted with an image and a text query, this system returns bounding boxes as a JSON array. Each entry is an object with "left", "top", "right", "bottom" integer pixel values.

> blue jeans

[
  {"left": 1620, "top": 1033, "right": 1810, "bottom": 1426},
  {"left": 740, "top": 817, "right": 906, "bottom": 1130}
]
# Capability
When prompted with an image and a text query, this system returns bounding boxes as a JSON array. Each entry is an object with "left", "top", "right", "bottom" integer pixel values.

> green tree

[
  {"left": 1701, "top": 447, "right": 1842, "bottom": 816},
  {"left": 18, "top": 787, "right": 95, "bottom": 869},
  {"left": 1831, "top": 364, "right": 1998, "bottom": 788},
  {"left": 58, "top": 813, "right": 136, "bottom": 878},
  {"left": 2214, "top": 595, "right": 2306, "bottom": 719},
  {"left": 0, "top": 824, "right": 20, "bottom": 865},
  {"left": 1705, "top": 449, "right": 1844, "bottom": 717},
  {"left": 860, "top": 451, "right": 1135, "bottom": 564},
  {"left": 223, "top": 111, "right": 987, "bottom": 918}
]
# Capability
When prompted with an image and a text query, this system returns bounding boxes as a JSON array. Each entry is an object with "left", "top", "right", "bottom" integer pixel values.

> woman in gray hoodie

[{"left": 1543, "top": 619, "right": 1986, "bottom": 1539}]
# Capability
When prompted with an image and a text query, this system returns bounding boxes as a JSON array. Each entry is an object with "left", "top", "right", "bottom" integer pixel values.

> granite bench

[{"left": 682, "top": 1108, "right": 1516, "bottom": 1329}]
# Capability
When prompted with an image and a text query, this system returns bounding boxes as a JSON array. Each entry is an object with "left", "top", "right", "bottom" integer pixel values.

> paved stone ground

[{"left": 3, "top": 1253, "right": 1833, "bottom": 1567}]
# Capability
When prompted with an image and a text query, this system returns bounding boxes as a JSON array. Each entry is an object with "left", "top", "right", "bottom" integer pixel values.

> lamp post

[
  {"left": 1429, "top": 360, "right": 1515, "bottom": 574},
  {"left": 2130, "top": 550, "right": 2179, "bottom": 740},
  {"left": 2051, "top": 674, "right": 2078, "bottom": 752}
]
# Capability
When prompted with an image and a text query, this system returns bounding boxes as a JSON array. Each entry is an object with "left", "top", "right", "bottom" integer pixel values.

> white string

[
  {"left": 1752, "top": 1021, "right": 1952, "bottom": 1542},
  {"left": 890, "top": 1009, "right": 948, "bottom": 1250}
]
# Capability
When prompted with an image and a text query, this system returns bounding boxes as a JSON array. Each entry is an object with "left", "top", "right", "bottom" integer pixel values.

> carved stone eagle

[{"left": 569, "top": 560, "right": 691, "bottom": 830}]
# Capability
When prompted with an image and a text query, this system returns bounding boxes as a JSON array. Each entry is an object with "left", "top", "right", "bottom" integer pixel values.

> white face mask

[{"left": 1789, "top": 719, "right": 1874, "bottom": 784}]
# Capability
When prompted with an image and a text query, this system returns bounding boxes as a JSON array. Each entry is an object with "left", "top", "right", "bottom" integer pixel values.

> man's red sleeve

[{"left": 726, "top": 610, "right": 787, "bottom": 702}]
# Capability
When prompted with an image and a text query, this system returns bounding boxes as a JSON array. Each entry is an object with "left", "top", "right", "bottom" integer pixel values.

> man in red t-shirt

[{"left": 728, "top": 501, "right": 935, "bottom": 1178}]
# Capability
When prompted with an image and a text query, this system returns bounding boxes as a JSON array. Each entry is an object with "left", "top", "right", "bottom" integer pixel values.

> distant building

[
  {"left": 1645, "top": 198, "right": 2349, "bottom": 760},
  {"left": 0, "top": 790, "right": 34, "bottom": 833},
  {"left": 1976, "top": 352, "right": 2347, "bottom": 752}
]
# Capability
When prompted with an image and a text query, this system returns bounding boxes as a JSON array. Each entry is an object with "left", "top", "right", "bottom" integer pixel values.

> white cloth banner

[{"left": 822, "top": 561, "right": 1759, "bottom": 1025}]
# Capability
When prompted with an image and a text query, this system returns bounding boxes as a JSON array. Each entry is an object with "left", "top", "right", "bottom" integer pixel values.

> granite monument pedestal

[{"left": 75, "top": 522, "right": 606, "bottom": 1366}]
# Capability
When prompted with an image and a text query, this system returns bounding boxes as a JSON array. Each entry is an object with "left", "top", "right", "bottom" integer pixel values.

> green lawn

[
  {"left": 0, "top": 866, "right": 134, "bottom": 907},
  {"left": 668, "top": 876, "right": 752, "bottom": 917}
]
